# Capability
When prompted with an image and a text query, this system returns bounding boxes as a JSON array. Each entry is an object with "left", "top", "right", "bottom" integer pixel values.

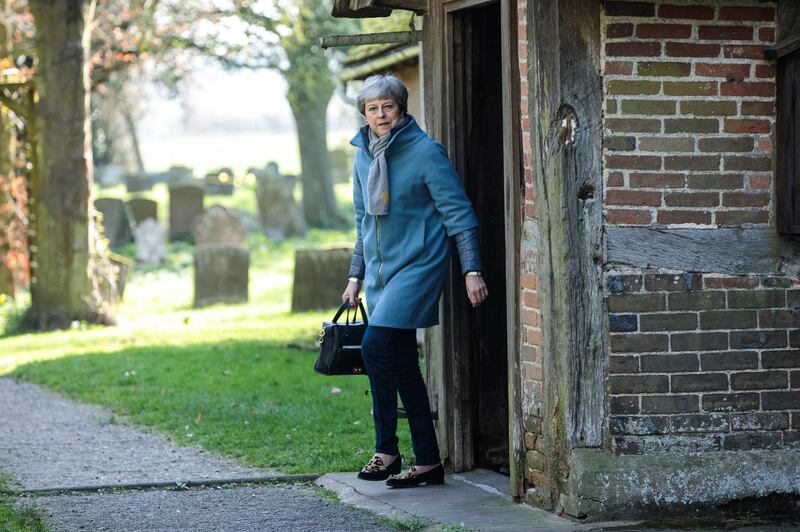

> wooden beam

[
  {"left": 777, "top": 0, "right": 800, "bottom": 42},
  {"left": 352, "top": 0, "right": 427, "bottom": 13},
  {"left": 765, "top": 35, "right": 800, "bottom": 60},
  {"left": 319, "top": 30, "right": 422, "bottom": 49},
  {"left": 331, "top": 0, "right": 392, "bottom": 18},
  {"left": 607, "top": 227, "right": 800, "bottom": 275}
]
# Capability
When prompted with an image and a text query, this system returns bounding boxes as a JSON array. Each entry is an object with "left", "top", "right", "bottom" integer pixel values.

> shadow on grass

[{"left": 11, "top": 338, "right": 412, "bottom": 475}]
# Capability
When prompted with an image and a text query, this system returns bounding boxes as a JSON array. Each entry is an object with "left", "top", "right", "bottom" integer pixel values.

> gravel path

[
  {"left": 1, "top": 378, "right": 395, "bottom": 531},
  {"left": 18, "top": 485, "right": 393, "bottom": 532},
  {"left": 0, "top": 378, "right": 264, "bottom": 490}
]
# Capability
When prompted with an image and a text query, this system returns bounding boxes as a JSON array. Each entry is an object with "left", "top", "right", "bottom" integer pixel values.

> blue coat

[{"left": 351, "top": 116, "right": 479, "bottom": 329}]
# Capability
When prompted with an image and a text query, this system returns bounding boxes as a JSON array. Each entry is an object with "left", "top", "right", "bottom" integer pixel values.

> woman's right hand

[{"left": 342, "top": 280, "right": 362, "bottom": 308}]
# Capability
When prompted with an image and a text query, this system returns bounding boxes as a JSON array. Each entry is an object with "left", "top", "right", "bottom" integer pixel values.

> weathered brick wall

[
  {"left": 517, "top": 0, "right": 547, "bottom": 499},
  {"left": 601, "top": 0, "right": 800, "bottom": 456},
  {"left": 603, "top": 0, "right": 776, "bottom": 226},
  {"left": 607, "top": 272, "right": 800, "bottom": 453}
]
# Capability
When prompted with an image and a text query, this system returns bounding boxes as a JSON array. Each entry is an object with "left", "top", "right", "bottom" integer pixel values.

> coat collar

[{"left": 349, "top": 114, "right": 423, "bottom": 155}]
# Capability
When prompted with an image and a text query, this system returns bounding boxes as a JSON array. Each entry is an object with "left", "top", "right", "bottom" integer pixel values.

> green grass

[
  {"left": 0, "top": 217, "right": 422, "bottom": 474},
  {"left": 0, "top": 479, "right": 49, "bottom": 532}
]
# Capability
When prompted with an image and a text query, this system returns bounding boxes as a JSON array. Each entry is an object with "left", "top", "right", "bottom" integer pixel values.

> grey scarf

[{"left": 366, "top": 116, "right": 409, "bottom": 216}]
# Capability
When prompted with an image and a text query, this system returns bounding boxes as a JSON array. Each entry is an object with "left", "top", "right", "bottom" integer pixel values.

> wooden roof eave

[
  {"left": 765, "top": 35, "right": 800, "bottom": 60},
  {"left": 339, "top": 44, "right": 420, "bottom": 82},
  {"left": 331, "top": 0, "right": 427, "bottom": 18}
]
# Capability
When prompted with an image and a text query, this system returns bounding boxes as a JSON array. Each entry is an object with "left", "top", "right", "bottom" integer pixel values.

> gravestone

[
  {"left": 134, "top": 218, "right": 166, "bottom": 265},
  {"left": 291, "top": 246, "right": 352, "bottom": 312},
  {"left": 255, "top": 164, "right": 307, "bottom": 240},
  {"left": 164, "top": 165, "right": 194, "bottom": 184},
  {"left": 329, "top": 148, "right": 352, "bottom": 184},
  {"left": 125, "top": 173, "right": 152, "bottom": 193},
  {"left": 96, "top": 164, "right": 126, "bottom": 187},
  {"left": 94, "top": 198, "right": 135, "bottom": 248},
  {"left": 191, "top": 205, "right": 249, "bottom": 307},
  {"left": 204, "top": 167, "right": 235, "bottom": 196},
  {"left": 169, "top": 182, "right": 204, "bottom": 241},
  {"left": 127, "top": 198, "right": 158, "bottom": 224}
]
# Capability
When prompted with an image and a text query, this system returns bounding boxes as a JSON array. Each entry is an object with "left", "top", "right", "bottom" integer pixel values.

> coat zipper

[{"left": 376, "top": 216, "right": 385, "bottom": 288}]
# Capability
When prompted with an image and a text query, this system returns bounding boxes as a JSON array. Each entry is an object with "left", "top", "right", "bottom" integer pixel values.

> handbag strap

[{"left": 332, "top": 301, "right": 369, "bottom": 325}]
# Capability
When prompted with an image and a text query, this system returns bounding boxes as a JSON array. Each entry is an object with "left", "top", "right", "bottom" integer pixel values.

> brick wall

[
  {"left": 603, "top": 0, "right": 776, "bottom": 227},
  {"left": 517, "top": 0, "right": 547, "bottom": 499},
  {"left": 607, "top": 271, "right": 800, "bottom": 453}
]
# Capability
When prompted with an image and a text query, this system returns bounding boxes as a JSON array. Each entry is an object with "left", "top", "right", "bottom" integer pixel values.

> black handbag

[{"left": 314, "top": 301, "right": 368, "bottom": 376}]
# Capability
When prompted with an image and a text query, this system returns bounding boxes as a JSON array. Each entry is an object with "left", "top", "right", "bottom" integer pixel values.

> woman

[{"left": 342, "top": 74, "right": 488, "bottom": 488}]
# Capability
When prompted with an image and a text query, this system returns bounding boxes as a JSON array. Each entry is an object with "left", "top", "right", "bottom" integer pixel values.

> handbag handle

[{"left": 332, "top": 300, "right": 369, "bottom": 325}]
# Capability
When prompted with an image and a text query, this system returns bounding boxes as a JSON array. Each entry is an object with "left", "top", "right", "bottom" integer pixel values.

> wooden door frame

[{"left": 423, "top": 0, "right": 524, "bottom": 497}]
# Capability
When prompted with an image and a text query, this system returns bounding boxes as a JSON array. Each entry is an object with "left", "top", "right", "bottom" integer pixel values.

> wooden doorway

[{"left": 443, "top": 0, "right": 511, "bottom": 476}]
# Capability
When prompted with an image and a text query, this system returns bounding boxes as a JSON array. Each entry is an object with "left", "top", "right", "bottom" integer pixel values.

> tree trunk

[
  {"left": 29, "top": 0, "right": 108, "bottom": 328},
  {"left": 122, "top": 102, "right": 145, "bottom": 174},
  {"left": 289, "top": 94, "right": 345, "bottom": 229}
]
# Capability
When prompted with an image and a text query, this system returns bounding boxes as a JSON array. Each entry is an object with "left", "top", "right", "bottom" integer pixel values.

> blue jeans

[{"left": 361, "top": 325, "right": 441, "bottom": 466}]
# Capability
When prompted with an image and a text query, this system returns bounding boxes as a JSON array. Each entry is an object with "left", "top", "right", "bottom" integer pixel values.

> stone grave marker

[
  {"left": 204, "top": 167, "right": 235, "bottom": 196},
  {"left": 169, "top": 182, "right": 204, "bottom": 241},
  {"left": 94, "top": 198, "right": 135, "bottom": 248},
  {"left": 134, "top": 218, "right": 166, "bottom": 265},
  {"left": 191, "top": 205, "right": 248, "bottom": 307},
  {"left": 256, "top": 164, "right": 306, "bottom": 240},
  {"left": 164, "top": 165, "right": 194, "bottom": 184},
  {"left": 127, "top": 198, "right": 158, "bottom": 224},
  {"left": 125, "top": 173, "right": 152, "bottom": 193},
  {"left": 291, "top": 246, "right": 352, "bottom": 312}
]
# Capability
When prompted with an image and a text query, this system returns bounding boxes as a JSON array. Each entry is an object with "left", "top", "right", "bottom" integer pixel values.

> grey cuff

[
  {"left": 454, "top": 227, "right": 482, "bottom": 275},
  {"left": 348, "top": 235, "right": 366, "bottom": 279}
]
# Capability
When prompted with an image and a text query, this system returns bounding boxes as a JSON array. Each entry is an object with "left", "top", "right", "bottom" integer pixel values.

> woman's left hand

[{"left": 465, "top": 275, "right": 488, "bottom": 307}]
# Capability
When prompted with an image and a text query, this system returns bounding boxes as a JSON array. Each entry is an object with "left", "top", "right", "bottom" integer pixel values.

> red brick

[
  {"left": 606, "top": 42, "right": 662, "bottom": 57},
  {"left": 703, "top": 275, "right": 760, "bottom": 289},
  {"left": 607, "top": 189, "right": 662, "bottom": 207},
  {"left": 699, "top": 25, "right": 753, "bottom": 41},
  {"left": 657, "top": 210, "right": 712, "bottom": 225},
  {"left": 605, "top": 1, "right": 655, "bottom": 17},
  {"left": 663, "top": 81, "right": 718, "bottom": 96},
  {"left": 605, "top": 61, "right": 634, "bottom": 76},
  {"left": 757, "top": 137, "right": 772, "bottom": 153},
  {"left": 525, "top": 203, "right": 535, "bottom": 219},
  {"left": 755, "top": 64, "right": 776, "bottom": 78},
  {"left": 607, "top": 23, "right": 634, "bottom": 38},
  {"left": 664, "top": 192, "right": 719, "bottom": 208},
  {"left": 526, "top": 327, "right": 543, "bottom": 346},
  {"left": 724, "top": 119, "right": 771, "bottom": 134},
  {"left": 658, "top": 4, "right": 714, "bottom": 20},
  {"left": 695, "top": 63, "right": 750, "bottom": 78},
  {"left": 629, "top": 172, "right": 685, "bottom": 188},
  {"left": 741, "top": 101, "right": 774, "bottom": 116},
  {"left": 748, "top": 174, "right": 771, "bottom": 190},
  {"left": 608, "top": 171, "right": 625, "bottom": 187},
  {"left": 719, "top": 6, "right": 775, "bottom": 22},
  {"left": 522, "top": 289, "right": 539, "bottom": 308},
  {"left": 606, "top": 154, "right": 662, "bottom": 170},
  {"left": 724, "top": 45, "right": 768, "bottom": 60},
  {"left": 638, "top": 61, "right": 692, "bottom": 77},
  {"left": 666, "top": 42, "right": 721, "bottom": 58},
  {"left": 522, "top": 307, "right": 541, "bottom": 327},
  {"left": 759, "top": 27, "right": 775, "bottom": 43},
  {"left": 716, "top": 210, "right": 769, "bottom": 226},
  {"left": 636, "top": 23, "right": 692, "bottom": 39},
  {"left": 721, "top": 81, "right": 774, "bottom": 97},
  {"left": 606, "top": 209, "right": 652, "bottom": 225},
  {"left": 521, "top": 272, "right": 538, "bottom": 290},
  {"left": 722, "top": 192, "right": 770, "bottom": 208}
]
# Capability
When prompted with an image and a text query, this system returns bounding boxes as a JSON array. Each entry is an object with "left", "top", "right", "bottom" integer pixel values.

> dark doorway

[{"left": 449, "top": 1, "right": 509, "bottom": 472}]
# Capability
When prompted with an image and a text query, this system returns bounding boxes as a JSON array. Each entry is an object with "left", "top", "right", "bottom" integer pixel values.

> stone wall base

[{"left": 566, "top": 448, "right": 800, "bottom": 520}]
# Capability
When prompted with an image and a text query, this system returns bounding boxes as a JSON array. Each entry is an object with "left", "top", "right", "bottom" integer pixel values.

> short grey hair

[{"left": 356, "top": 74, "right": 409, "bottom": 116}]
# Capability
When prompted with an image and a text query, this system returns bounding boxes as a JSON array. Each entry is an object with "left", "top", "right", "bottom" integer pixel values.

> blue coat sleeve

[
  {"left": 349, "top": 157, "right": 366, "bottom": 279},
  {"left": 422, "top": 142, "right": 479, "bottom": 237}
]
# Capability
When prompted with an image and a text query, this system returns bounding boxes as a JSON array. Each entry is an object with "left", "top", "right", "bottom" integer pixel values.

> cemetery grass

[{"left": 1, "top": 229, "right": 415, "bottom": 475}]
